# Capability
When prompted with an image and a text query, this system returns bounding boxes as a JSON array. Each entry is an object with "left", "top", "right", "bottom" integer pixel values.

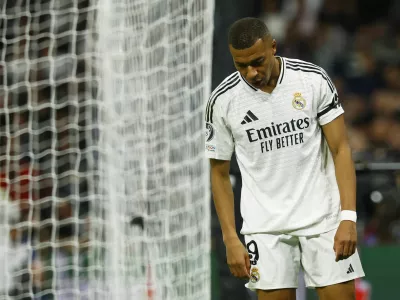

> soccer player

[{"left": 205, "top": 18, "right": 364, "bottom": 300}]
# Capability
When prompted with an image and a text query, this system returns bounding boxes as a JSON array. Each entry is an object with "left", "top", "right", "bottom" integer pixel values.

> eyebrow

[{"left": 235, "top": 56, "right": 264, "bottom": 66}]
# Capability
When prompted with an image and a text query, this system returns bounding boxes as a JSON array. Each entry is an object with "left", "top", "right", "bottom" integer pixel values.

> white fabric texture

[{"left": 205, "top": 57, "right": 344, "bottom": 236}]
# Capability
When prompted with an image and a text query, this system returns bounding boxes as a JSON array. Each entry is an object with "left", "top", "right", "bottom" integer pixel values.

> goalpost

[{"left": 0, "top": 0, "right": 214, "bottom": 299}]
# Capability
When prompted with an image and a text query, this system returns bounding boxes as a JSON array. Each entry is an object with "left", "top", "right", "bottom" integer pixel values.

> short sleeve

[
  {"left": 317, "top": 71, "right": 344, "bottom": 126},
  {"left": 205, "top": 102, "right": 234, "bottom": 160}
]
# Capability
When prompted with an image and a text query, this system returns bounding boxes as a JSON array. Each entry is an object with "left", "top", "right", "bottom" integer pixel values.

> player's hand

[
  {"left": 224, "top": 237, "right": 251, "bottom": 279},
  {"left": 333, "top": 220, "right": 357, "bottom": 262}
]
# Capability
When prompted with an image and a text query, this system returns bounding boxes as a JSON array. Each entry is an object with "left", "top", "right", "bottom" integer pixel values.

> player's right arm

[
  {"left": 205, "top": 88, "right": 250, "bottom": 279},
  {"left": 210, "top": 158, "right": 250, "bottom": 279},
  {"left": 210, "top": 159, "right": 236, "bottom": 240}
]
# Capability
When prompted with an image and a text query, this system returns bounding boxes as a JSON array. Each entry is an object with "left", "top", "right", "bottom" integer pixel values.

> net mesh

[{"left": 0, "top": 0, "right": 213, "bottom": 299}]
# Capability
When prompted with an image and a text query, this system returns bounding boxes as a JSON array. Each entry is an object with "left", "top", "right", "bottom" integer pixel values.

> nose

[{"left": 246, "top": 66, "right": 258, "bottom": 79}]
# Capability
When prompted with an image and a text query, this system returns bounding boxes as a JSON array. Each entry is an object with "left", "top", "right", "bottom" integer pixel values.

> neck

[
  {"left": 268, "top": 57, "right": 281, "bottom": 87},
  {"left": 262, "top": 57, "right": 281, "bottom": 93}
]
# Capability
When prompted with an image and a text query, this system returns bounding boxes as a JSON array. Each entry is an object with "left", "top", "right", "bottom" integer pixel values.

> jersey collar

[
  {"left": 276, "top": 56, "right": 285, "bottom": 87},
  {"left": 239, "top": 56, "right": 286, "bottom": 93}
]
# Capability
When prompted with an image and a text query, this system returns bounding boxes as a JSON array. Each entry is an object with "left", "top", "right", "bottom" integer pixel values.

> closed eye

[
  {"left": 251, "top": 58, "right": 264, "bottom": 67},
  {"left": 235, "top": 62, "right": 247, "bottom": 69}
]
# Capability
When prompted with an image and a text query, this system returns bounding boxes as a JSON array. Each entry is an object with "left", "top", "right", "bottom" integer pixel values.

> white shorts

[{"left": 244, "top": 228, "right": 365, "bottom": 290}]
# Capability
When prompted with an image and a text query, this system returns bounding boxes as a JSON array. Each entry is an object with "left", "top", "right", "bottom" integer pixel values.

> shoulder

[
  {"left": 205, "top": 72, "right": 243, "bottom": 122},
  {"left": 210, "top": 71, "right": 242, "bottom": 99},
  {"left": 284, "top": 57, "right": 333, "bottom": 82},
  {"left": 284, "top": 57, "right": 325, "bottom": 73},
  {"left": 283, "top": 57, "right": 335, "bottom": 92}
]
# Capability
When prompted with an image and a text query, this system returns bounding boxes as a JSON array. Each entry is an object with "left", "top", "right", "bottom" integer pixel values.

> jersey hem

[
  {"left": 318, "top": 108, "right": 344, "bottom": 126},
  {"left": 306, "top": 274, "right": 365, "bottom": 289},
  {"left": 240, "top": 219, "right": 340, "bottom": 237},
  {"left": 205, "top": 153, "right": 232, "bottom": 160},
  {"left": 245, "top": 284, "right": 298, "bottom": 291}
]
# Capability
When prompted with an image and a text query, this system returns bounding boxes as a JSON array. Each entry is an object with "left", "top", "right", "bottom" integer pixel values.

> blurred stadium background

[{"left": 0, "top": 0, "right": 399, "bottom": 299}]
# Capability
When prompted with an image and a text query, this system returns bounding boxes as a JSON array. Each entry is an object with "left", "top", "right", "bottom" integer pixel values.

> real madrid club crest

[
  {"left": 250, "top": 267, "right": 260, "bottom": 283},
  {"left": 205, "top": 123, "right": 215, "bottom": 142},
  {"left": 292, "top": 92, "right": 306, "bottom": 110}
]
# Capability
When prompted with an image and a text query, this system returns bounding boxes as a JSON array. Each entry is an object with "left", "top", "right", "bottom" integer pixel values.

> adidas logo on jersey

[
  {"left": 347, "top": 264, "right": 354, "bottom": 274},
  {"left": 241, "top": 110, "right": 259, "bottom": 125}
]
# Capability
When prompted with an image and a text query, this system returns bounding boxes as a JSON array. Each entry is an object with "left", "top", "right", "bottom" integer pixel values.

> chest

[{"left": 228, "top": 88, "right": 316, "bottom": 140}]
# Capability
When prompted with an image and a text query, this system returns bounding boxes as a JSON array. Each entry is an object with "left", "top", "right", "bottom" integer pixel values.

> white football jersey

[{"left": 205, "top": 57, "right": 344, "bottom": 236}]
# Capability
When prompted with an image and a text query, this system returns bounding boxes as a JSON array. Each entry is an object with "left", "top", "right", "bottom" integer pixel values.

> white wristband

[{"left": 340, "top": 210, "right": 357, "bottom": 223}]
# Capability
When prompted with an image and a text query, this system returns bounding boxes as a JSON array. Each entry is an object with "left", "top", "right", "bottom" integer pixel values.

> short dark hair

[{"left": 228, "top": 18, "right": 270, "bottom": 50}]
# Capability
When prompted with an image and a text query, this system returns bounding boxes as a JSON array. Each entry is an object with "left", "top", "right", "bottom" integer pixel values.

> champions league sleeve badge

[{"left": 205, "top": 123, "right": 215, "bottom": 142}]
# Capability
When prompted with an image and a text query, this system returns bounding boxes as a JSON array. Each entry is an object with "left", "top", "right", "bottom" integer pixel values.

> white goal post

[{"left": 0, "top": 0, "right": 214, "bottom": 299}]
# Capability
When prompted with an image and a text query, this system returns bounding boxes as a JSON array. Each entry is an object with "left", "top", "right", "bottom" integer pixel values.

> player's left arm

[{"left": 322, "top": 115, "right": 357, "bottom": 262}]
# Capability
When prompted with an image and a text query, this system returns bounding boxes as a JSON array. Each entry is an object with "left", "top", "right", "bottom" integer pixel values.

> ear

[{"left": 271, "top": 39, "right": 277, "bottom": 55}]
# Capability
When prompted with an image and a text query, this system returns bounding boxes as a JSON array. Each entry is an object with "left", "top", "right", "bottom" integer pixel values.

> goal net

[{"left": 0, "top": 0, "right": 214, "bottom": 299}]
